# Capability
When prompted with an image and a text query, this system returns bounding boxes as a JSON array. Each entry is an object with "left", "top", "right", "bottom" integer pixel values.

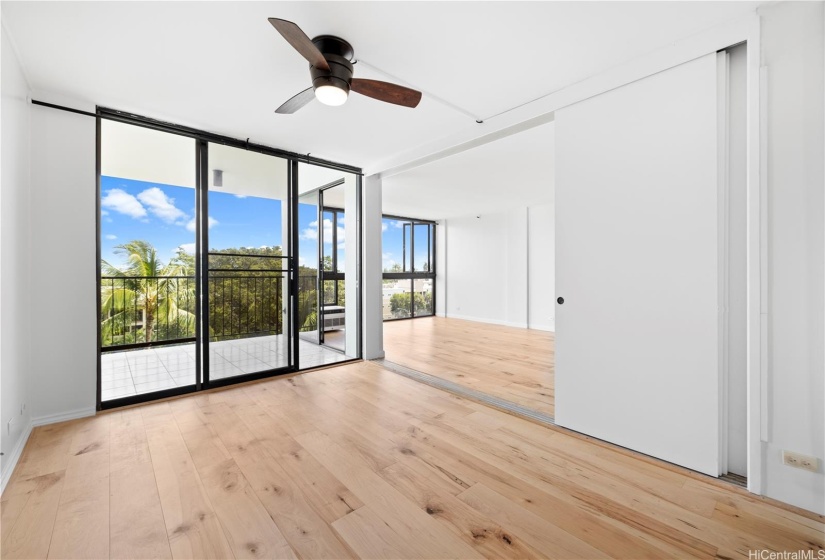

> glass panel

[
  {"left": 336, "top": 211, "right": 346, "bottom": 274},
  {"left": 414, "top": 223, "right": 431, "bottom": 272},
  {"left": 99, "top": 120, "right": 197, "bottom": 401},
  {"left": 384, "top": 279, "right": 413, "bottom": 319},
  {"left": 297, "top": 164, "right": 358, "bottom": 364},
  {"left": 297, "top": 191, "right": 319, "bottom": 344},
  {"left": 403, "top": 222, "right": 413, "bottom": 272},
  {"left": 322, "top": 209, "right": 334, "bottom": 272},
  {"left": 413, "top": 278, "right": 434, "bottom": 316},
  {"left": 207, "top": 143, "right": 289, "bottom": 381},
  {"left": 382, "top": 218, "right": 404, "bottom": 272}
]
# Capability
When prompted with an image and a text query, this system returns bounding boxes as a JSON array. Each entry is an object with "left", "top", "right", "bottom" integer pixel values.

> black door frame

[{"left": 94, "top": 107, "right": 363, "bottom": 411}]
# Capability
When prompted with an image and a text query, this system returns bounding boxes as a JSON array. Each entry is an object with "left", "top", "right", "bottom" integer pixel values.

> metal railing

[
  {"left": 207, "top": 275, "right": 284, "bottom": 341},
  {"left": 100, "top": 275, "right": 196, "bottom": 350},
  {"left": 101, "top": 257, "right": 344, "bottom": 350}
]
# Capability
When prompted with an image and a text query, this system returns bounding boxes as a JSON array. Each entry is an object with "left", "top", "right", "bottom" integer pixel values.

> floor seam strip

[{"left": 373, "top": 358, "right": 556, "bottom": 426}]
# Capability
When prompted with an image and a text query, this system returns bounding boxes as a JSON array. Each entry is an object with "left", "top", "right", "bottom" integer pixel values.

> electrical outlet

[{"left": 783, "top": 451, "right": 819, "bottom": 473}]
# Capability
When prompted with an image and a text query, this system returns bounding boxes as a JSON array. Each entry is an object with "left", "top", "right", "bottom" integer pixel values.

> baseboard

[
  {"left": 1, "top": 421, "right": 33, "bottom": 495},
  {"left": 528, "top": 323, "right": 556, "bottom": 332},
  {"left": 444, "top": 313, "right": 528, "bottom": 329},
  {"left": 31, "top": 406, "right": 95, "bottom": 427}
]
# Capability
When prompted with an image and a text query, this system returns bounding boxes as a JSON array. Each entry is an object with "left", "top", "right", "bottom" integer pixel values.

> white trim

[
  {"left": 746, "top": 17, "right": 764, "bottom": 496},
  {"left": 31, "top": 406, "right": 95, "bottom": 428},
  {"left": 433, "top": 313, "right": 554, "bottom": 332},
  {"left": 717, "top": 50, "right": 731, "bottom": 477},
  {"left": 0, "top": 421, "right": 33, "bottom": 495},
  {"left": 446, "top": 313, "right": 528, "bottom": 330}
]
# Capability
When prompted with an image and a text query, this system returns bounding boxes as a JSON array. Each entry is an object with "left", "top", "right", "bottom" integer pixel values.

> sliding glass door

[
  {"left": 204, "top": 143, "right": 291, "bottom": 383},
  {"left": 98, "top": 114, "right": 362, "bottom": 409},
  {"left": 296, "top": 164, "right": 360, "bottom": 368},
  {"left": 99, "top": 120, "right": 198, "bottom": 401}
]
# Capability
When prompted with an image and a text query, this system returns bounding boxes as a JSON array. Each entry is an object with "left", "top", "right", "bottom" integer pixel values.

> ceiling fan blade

[
  {"left": 350, "top": 79, "right": 422, "bottom": 108},
  {"left": 268, "top": 18, "right": 329, "bottom": 71},
  {"left": 275, "top": 87, "right": 316, "bottom": 114}
]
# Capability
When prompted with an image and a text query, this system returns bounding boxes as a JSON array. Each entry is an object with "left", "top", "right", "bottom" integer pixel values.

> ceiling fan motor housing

[{"left": 310, "top": 35, "right": 354, "bottom": 94}]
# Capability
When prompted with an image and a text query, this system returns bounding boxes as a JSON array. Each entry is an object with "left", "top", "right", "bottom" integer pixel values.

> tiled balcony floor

[{"left": 101, "top": 334, "right": 350, "bottom": 401}]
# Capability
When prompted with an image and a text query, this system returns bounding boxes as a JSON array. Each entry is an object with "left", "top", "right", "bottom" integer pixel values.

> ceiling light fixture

[{"left": 314, "top": 83, "right": 349, "bottom": 106}]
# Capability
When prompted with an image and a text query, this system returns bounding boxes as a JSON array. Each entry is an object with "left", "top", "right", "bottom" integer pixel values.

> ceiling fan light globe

[{"left": 315, "top": 85, "right": 348, "bottom": 106}]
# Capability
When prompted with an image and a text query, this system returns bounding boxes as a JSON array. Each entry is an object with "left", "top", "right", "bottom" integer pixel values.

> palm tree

[{"left": 100, "top": 240, "right": 195, "bottom": 345}]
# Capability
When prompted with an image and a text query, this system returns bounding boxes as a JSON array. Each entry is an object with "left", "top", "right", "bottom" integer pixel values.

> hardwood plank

[
  {"left": 458, "top": 483, "right": 609, "bottom": 558},
  {"left": 297, "top": 430, "right": 484, "bottom": 559},
  {"left": 230, "top": 393, "right": 364, "bottom": 524},
  {"left": 1, "top": 471, "right": 65, "bottom": 559},
  {"left": 9, "top": 420, "right": 80, "bottom": 484},
  {"left": 48, "top": 417, "right": 110, "bottom": 559},
  {"left": 171, "top": 406, "right": 297, "bottom": 560},
  {"left": 197, "top": 401, "right": 356, "bottom": 559},
  {"left": 110, "top": 460, "right": 173, "bottom": 560},
  {"left": 2, "top": 360, "right": 821, "bottom": 559},
  {"left": 332, "top": 506, "right": 420, "bottom": 559},
  {"left": 109, "top": 409, "right": 152, "bottom": 472},
  {"left": 0, "top": 492, "right": 31, "bottom": 545},
  {"left": 392, "top": 424, "right": 687, "bottom": 559},
  {"left": 110, "top": 409, "right": 171, "bottom": 560},
  {"left": 380, "top": 460, "right": 543, "bottom": 558},
  {"left": 142, "top": 403, "right": 235, "bottom": 560},
  {"left": 383, "top": 317, "right": 554, "bottom": 416}
]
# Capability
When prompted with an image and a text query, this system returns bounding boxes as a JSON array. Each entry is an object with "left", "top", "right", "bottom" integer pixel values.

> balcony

[{"left": 100, "top": 272, "right": 347, "bottom": 401}]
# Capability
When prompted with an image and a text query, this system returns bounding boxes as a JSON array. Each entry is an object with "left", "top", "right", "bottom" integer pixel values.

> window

[{"left": 382, "top": 216, "right": 435, "bottom": 320}]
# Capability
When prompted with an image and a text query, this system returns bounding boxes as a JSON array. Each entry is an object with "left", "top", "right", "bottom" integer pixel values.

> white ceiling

[
  {"left": 2, "top": 1, "right": 760, "bottom": 171},
  {"left": 383, "top": 121, "right": 555, "bottom": 220}
]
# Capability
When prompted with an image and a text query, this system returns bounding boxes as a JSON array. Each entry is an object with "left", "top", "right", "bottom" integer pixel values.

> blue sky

[
  {"left": 101, "top": 176, "right": 286, "bottom": 267},
  {"left": 100, "top": 176, "right": 426, "bottom": 269},
  {"left": 100, "top": 176, "right": 415, "bottom": 271}
]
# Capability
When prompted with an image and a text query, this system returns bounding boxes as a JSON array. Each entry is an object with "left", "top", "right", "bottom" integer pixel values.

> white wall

[
  {"left": 443, "top": 204, "right": 554, "bottom": 331},
  {"left": 759, "top": 1, "right": 824, "bottom": 515},
  {"left": 528, "top": 204, "right": 555, "bottom": 331},
  {"left": 1, "top": 26, "right": 33, "bottom": 490},
  {"left": 29, "top": 100, "right": 97, "bottom": 423}
]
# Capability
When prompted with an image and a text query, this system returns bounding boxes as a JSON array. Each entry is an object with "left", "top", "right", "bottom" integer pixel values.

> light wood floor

[
  {"left": 384, "top": 317, "right": 555, "bottom": 416},
  {"left": 2, "top": 361, "right": 822, "bottom": 559}
]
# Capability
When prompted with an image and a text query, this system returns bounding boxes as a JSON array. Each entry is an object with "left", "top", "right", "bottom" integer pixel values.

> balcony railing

[
  {"left": 101, "top": 272, "right": 327, "bottom": 351},
  {"left": 100, "top": 275, "right": 197, "bottom": 350}
]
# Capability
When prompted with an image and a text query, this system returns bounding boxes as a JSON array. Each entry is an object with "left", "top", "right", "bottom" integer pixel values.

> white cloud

[
  {"left": 235, "top": 194, "right": 247, "bottom": 199},
  {"left": 300, "top": 218, "right": 345, "bottom": 247},
  {"left": 101, "top": 189, "right": 147, "bottom": 219},
  {"left": 185, "top": 216, "right": 218, "bottom": 232},
  {"left": 137, "top": 187, "right": 187, "bottom": 223},
  {"left": 104, "top": 234, "right": 117, "bottom": 240},
  {"left": 382, "top": 222, "right": 388, "bottom": 232},
  {"left": 178, "top": 243, "right": 196, "bottom": 254},
  {"left": 101, "top": 210, "right": 109, "bottom": 216},
  {"left": 382, "top": 252, "right": 400, "bottom": 270},
  {"left": 392, "top": 220, "right": 405, "bottom": 229},
  {"left": 300, "top": 219, "right": 319, "bottom": 241}
]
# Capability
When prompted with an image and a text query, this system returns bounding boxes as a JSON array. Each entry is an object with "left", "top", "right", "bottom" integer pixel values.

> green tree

[
  {"left": 207, "top": 246, "right": 285, "bottom": 340},
  {"left": 389, "top": 291, "right": 432, "bottom": 318},
  {"left": 100, "top": 240, "right": 195, "bottom": 345}
]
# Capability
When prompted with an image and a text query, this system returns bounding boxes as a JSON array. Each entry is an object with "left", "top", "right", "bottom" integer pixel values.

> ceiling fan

[{"left": 268, "top": 18, "right": 422, "bottom": 114}]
